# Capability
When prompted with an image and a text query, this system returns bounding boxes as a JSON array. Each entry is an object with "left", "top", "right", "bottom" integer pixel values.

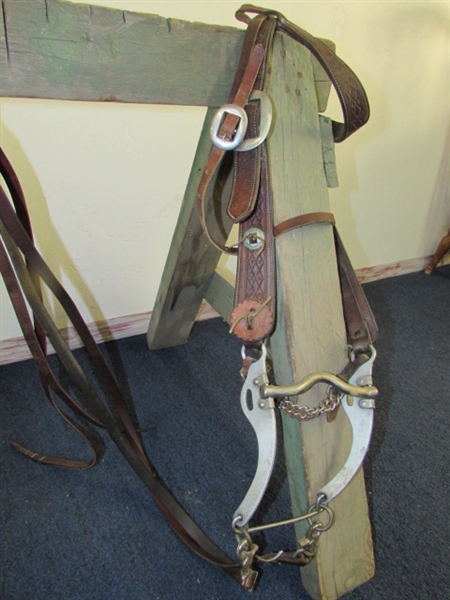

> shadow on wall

[
  {"left": 384, "top": 3, "right": 449, "bottom": 256},
  {"left": 423, "top": 125, "right": 450, "bottom": 253},
  {"left": 0, "top": 122, "right": 109, "bottom": 337}
]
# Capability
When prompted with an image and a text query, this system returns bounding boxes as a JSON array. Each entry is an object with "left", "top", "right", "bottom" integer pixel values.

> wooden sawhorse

[
  {"left": 1, "top": 2, "right": 374, "bottom": 597},
  {"left": 146, "top": 25, "right": 374, "bottom": 600}
]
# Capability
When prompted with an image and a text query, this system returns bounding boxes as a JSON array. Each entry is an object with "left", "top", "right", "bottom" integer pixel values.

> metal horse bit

[{"left": 232, "top": 344, "right": 378, "bottom": 585}]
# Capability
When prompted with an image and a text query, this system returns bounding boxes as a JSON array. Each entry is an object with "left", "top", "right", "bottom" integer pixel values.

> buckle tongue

[{"left": 210, "top": 104, "right": 248, "bottom": 151}]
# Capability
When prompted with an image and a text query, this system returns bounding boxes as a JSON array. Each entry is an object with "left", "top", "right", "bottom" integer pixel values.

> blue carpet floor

[{"left": 1, "top": 266, "right": 449, "bottom": 599}]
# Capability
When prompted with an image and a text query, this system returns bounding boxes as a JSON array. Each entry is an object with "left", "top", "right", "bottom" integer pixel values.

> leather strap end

[{"left": 229, "top": 300, "right": 274, "bottom": 343}]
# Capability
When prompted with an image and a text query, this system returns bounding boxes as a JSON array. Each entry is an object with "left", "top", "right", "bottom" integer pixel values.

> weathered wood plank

[
  {"left": 266, "top": 33, "right": 374, "bottom": 599},
  {"left": 311, "top": 40, "right": 335, "bottom": 113},
  {"left": 320, "top": 116, "right": 339, "bottom": 188},
  {"left": 0, "top": 0, "right": 244, "bottom": 105},
  {"left": 204, "top": 269, "right": 235, "bottom": 323},
  {"left": 0, "top": 0, "right": 334, "bottom": 109},
  {"left": 146, "top": 108, "right": 234, "bottom": 349}
]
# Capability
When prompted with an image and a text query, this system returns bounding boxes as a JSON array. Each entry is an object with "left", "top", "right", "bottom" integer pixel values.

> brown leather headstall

[
  {"left": 0, "top": 4, "right": 375, "bottom": 593},
  {"left": 197, "top": 5, "right": 372, "bottom": 349}
]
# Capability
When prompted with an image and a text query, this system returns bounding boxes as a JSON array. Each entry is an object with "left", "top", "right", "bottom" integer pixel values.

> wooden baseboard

[
  {"left": 1, "top": 254, "right": 448, "bottom": 366},
  {"left": 0, "top": 302, "right": 217, "bottom": 367},
  {"left": 355, "top": 253, "right": 449, "bottom": 284}
]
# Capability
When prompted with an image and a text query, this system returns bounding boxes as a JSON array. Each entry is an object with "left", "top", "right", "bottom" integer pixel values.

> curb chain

[{"left": 278, "top": 386, "right": 343, "bottom": 421}]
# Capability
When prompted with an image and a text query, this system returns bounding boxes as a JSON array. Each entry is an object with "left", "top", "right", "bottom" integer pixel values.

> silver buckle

[
  {"left": 210, "top": 91, "right": 272, "bottom": 152},
  {"left": 210, "top": 104, "right": 248, "bottom": 151}
]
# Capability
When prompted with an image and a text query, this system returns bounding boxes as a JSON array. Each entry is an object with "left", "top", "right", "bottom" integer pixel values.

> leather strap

[
  {"left": 230, "top": 140, "right": 276, "bottom": 343},
  {"left": 196, "top": 13, "right": 268, "bottom": 255},
  {"left": 197, "top": 6, "right": 370, "bottom": 346},
  {"left": 227, "top": 16, "right": 278, "bottom": 344},
  {"left": 274, "top": 210, "right": 378, "bottom": 350},
  {"left": 226, "top": 16, "right": 277, "bottom": 222},
  {"left": 334, "top": 228, "right": 378, "bottom": 349},
  {"left": 274, "top": 212, "right": 336, "bottom": 237},
  {"left": 235, "top": 5, "right": 370, "bottom": 142},
  {"left": 0, "top": 152, "right": 244, "bottom": 586}
]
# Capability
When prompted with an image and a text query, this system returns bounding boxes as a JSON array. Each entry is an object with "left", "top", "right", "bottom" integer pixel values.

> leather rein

[{"left": 0, "top": 5, "right": 377, "bottom": 591}]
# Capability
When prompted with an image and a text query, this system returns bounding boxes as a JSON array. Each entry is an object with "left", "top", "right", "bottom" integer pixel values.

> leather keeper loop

[{"left": 274, "top": 212, "right": 335, "bottom": 238}]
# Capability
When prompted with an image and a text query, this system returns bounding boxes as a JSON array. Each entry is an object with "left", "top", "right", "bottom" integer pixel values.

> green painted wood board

[
  {"left": 205, "top": 270, "right": 235, "bottom": 324},
  {"left": 146, "top": 107, "right": 234, "bottom": 349},
  {"left": 0, "top": 0, "right": 244, "bottom": 105},
  {"left": 0, "top": 0, "right": 333, "bottom": 110}
]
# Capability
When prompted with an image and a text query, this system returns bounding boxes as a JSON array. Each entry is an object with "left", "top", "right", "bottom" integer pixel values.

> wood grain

[
  {"left": 0, "top": 0, "right": 244, "bottom": 105},
  {"left": 204, "top": 269, "right": 235, "bottom": 324},
  {"left": 146, "top": 108, "right": 234, "bottom": 349},
  {"left": 0, "top": 0, "right": 335, "bottom": 109},
  {"left": 266, "top": 32, "right": 374, "bottom": 599}
]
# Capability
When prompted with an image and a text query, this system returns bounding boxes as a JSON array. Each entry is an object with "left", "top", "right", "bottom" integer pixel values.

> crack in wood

[
  {"left": 44, "top": 0, "right": 49, "bottom": 23},
  {"left": 1, "top": 0, "right": 10, "bottom": 63}
]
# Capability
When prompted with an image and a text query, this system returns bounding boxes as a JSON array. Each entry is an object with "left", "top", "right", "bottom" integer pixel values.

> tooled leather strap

[
  {"left": 230, "top": 139, "right": 276, "bottom": 343},
  {"left": 228, "top": 16, "right": 278, "bottom": 344},
  {"left": 236, "top": 5, "right": 370, "bottom": 142},
  {"left": 198, "top": 6, "right": 370, "bottom": 345},
  {"left": 0, "top": 152, "right": 244, "bottom": 586}
]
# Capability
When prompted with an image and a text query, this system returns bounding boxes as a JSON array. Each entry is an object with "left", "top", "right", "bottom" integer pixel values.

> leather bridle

[{"left": 0, "top": 5, "right": 377, "bottom": 591}]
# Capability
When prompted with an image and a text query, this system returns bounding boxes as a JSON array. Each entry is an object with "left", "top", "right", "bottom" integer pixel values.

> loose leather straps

[
  {"left": 0, "top": 147, "right": 244, "bottom": 586},
  {"left": 0, "top": 146, "right": 321, "bottom": 589}
]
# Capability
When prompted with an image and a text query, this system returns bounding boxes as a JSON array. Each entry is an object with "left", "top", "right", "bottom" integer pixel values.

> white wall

[{"left": 0, "top": 0, "right": 449, "bottom": 343}]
